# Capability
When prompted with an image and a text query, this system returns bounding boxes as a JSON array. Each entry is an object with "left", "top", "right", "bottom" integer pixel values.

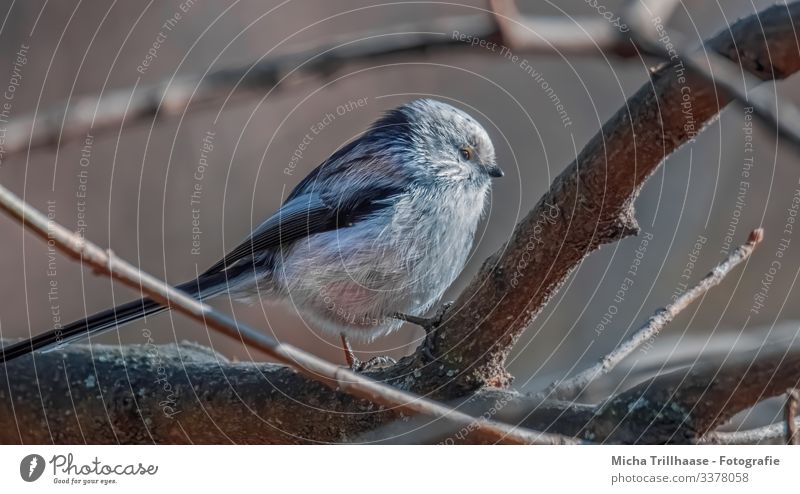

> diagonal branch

[
  {"left": 544, "top": 228, "right": 763, "bottom": 401},
  {"left": 417, "top": 2, "right": 800, "bottom": 396},
  {"left": 624, "top": 0, "right": 800, "bottom": 148}
]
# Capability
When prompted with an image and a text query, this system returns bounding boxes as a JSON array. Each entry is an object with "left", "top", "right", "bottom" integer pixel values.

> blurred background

[{"left": 0, "top": 0, "right": 798, "bottom": 426}]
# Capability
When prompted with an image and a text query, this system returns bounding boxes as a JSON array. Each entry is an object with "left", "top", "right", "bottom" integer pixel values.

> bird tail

[{"left": 0, "top": 268, "right": 244, "bottom": 363}]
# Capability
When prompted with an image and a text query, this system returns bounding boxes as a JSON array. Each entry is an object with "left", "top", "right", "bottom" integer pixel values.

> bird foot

[
  {"left": 394, "top": 301, "right": 453, "bottom": 334},
  {"left": 339, "top": 333, "right": 397, "bottom": 371},
  {"left": 353, "top": 355, "right": 397, "bottom": 372},
  {"left": 394, "top": 301, "right": 453, "bottom": 362}
]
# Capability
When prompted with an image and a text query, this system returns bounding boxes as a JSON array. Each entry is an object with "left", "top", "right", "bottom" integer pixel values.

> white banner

[{"left": 0, "top": 445, "right": 795, "bottom": 492}]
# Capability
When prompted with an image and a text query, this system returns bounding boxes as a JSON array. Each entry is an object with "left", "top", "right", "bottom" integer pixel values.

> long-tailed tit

[{"left": 0, "top": 99, "right": 502, "bottom": 366}]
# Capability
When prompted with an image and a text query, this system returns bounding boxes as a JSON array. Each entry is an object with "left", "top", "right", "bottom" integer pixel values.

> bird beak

[{"left": 486, "top": 163, "right": 504, "bottom": 178}]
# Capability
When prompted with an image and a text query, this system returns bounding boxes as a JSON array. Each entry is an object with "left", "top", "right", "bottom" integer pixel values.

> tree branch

[
  {"left": 347, "top": 232, "right": 791, "bottom": 444},
  {"left": 10, "top": 330, "right": 797, "bottom": 445},
  {"left": 414, "top": 2, "right": 800, "bottom": 395},
  {"left": 544, "top": 228, "right": 763, "bottom": 401},
  {"left": 2, "top": 9, "right": 636, "bottom": 159},
  {"left": 590, "top": 341, "right": 800, "bottom": 444},
  {"left": 0, "top": 341, "right": 580, "bottom": 444},
  {"left": 490, "top": 0, "right": 635, "bottom": 56},
  {"left": 701, "top": 418, "right": 800, "bottom": 445}
]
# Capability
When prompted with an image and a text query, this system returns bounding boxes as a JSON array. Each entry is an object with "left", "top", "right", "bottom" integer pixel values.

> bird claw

[
  {"left": 421, "top": 337, "right": 437, "bottom": 362},
  {"left": 339, "top": 333, "right": 396, "bottom": 371},
  {"left": 429, "top": 301, "right": 453, "bottom": 333},
  {"left": 394, "top": 301, "right": 453, "bottom": 362},
  {"left": 353, "top": 355, "right": 397, "bottom": 372},
  {"left": 394, "top": 301, "right": 453, "bottom": 334}
]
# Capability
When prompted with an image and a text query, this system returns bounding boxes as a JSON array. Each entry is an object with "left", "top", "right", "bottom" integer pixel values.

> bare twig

[
  {"left": 490, "top": 0, "right": 634, "bottom": 55},
  {"left": 624, "top": 0, "right": 683, "bottom": 27},
  {"left": 2, "top": 14, "right": 491, "bottom": 158},
  {"left": 3, "top": 9, "right": 642, "bottom": 159},
  {"left": 787, "top": 388, "right": 800, "bottom": 445},
  {"left": 0, "top": 182, "right": 576, "bottom": 445},
  {"left": 545, "top": 228, "right": 763, "bottom": 401},
  {"left": 701, "top": 418, "right": 800, "bottom": 445}
]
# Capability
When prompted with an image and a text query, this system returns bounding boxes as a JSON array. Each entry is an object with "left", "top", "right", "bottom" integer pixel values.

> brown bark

[
  {"left": 421, "top": 2, "right": 800, "bottom": 394},
  {"left": 4, "top": 338, "right": 799, "bottom": 444}
]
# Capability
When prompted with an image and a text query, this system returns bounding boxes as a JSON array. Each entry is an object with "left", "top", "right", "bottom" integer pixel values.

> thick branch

[
  {"left": 11, "top": 336, "right": 796, "bottom": 444},
  {"left": 625, "top": 0, "right": 800, "bottom": 148},
  {"left": 420, "top": 3, "right": 800, "bottom": 394},
  {"left": 590, "top": 341, "right": 800, "bottom": 444},
  {"left": 0, "top": 341, "right": 393, "bottom": 444},
  {"left": 0, "top": 340, "right": 582, "bottom": 444}
]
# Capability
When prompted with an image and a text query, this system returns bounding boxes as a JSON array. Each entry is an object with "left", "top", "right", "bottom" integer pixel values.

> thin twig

[
  {"left": 0, "top": 182, "right": 577, "bottom": 445},
  {"left": 339, "top": 334, "right": 357, "bottom": 369},
  {"left": 490, "top": 0, "right": 634, "bottom": 55},
  {"left": 2, "top": 10, "right": 638, "bottom": 159},
  {"left": 787, "top": 388, "right": 800, "bottom": 445},
  {"left": 544, "top": 228, "right": 764, "bottom": 401},
  {"left": 700, "top": 418, "right": 800, "bottom": 445},
  {"left": 624, "top": 0, "right": 683, "bottom": 27}
]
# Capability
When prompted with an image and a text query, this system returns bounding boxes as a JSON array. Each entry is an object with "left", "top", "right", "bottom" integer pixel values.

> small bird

[{"left": 0, "top": 98, "right": 502, "bottom": 367}]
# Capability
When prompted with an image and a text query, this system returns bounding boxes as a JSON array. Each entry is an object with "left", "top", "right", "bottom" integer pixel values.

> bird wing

[
  {"left": 202, "top": 193, "right": 336, "bottom": 275},
  {"left": 202, "top": 186, "right": 404, "bottom": 276},
  {"left": 203, "top": 137, "right": 407, "bottom": 276}
]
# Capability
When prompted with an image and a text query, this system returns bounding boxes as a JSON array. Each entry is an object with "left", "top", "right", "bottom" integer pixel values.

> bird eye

[{"left": 459, "top": 147, "right": 472, "bottom": 161}]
